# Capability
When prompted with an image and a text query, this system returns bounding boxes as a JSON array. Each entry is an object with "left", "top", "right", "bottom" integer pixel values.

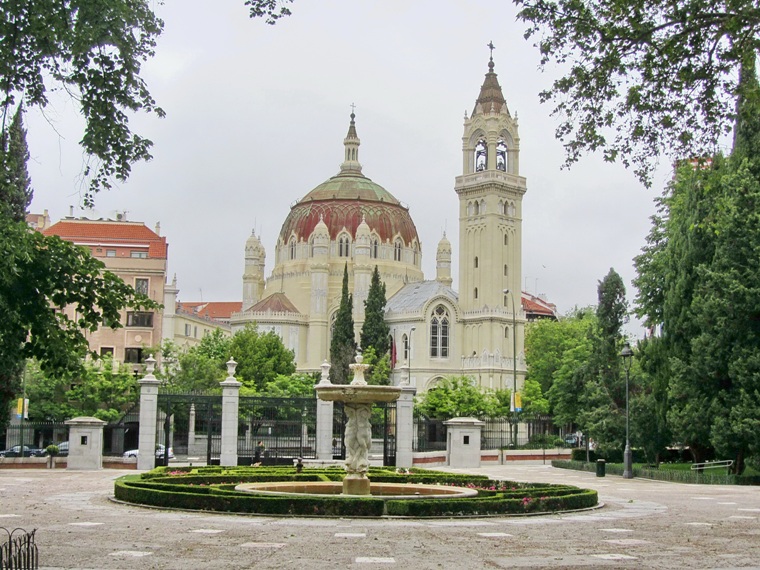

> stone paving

[{"left": 2, "top": 463, "right": 759, "bottom": 569}]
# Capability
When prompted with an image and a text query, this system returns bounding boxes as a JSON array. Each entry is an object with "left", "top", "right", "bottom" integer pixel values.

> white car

[{"left": 123, "top": 444, "right": 174, "bottom": 459}]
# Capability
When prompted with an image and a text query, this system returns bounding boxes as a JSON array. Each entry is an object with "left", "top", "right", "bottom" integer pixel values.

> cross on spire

[
  {"left": 350, "top": 102, "right": 356, "bottom": 114},
  {"left": 487, "top": 41, "right": 495, "bottom": 59}
]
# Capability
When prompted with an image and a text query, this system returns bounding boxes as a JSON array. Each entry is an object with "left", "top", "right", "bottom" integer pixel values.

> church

[{"left": 230, "top": 55, "right": 527, "bottom": 394}]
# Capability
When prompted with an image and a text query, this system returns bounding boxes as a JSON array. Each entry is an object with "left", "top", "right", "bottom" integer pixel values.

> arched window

[
  {"left": 474, "top": 287, "right": 479, "bottom": 300},
  {"left": 339, "top": 236, "right": 350, "bottom": 257},
  {"left": 479, "top": 199, "right": 486, "bottom": 214},
  {"left": 371, "top": 238, "right": 378, "bottom": 259},
  {"left": 504, "top": 264, "right": 508, "bottom": 276},
  {"left": 430, "top": 305, "right": 450, "bottom": 358},
  {"left": 474, "top": 256, "right": 479, "bottom": 269},
  {"left": 496, "top": 139, "right": 507, "bottom": 171},
  {"left": 504, "top": 234, "right": 508, "bottom": 246},
  {"left": 403, "top": 334, "right": 409, "bottom": 361},
  {"left": 504, "top": 327, "right": 509, "bottom": 339},
  {"left": 473, "top": 201, "right": 480, "bottom": 215},
  {"left": 289, "top": 239, "right": 296, "bottom": 260},
  {"left": 475, "top": 138, "right": 487, "bottom": 171},
  {"left": 394, "top": 240, "right": 403, "bottom": 262}
]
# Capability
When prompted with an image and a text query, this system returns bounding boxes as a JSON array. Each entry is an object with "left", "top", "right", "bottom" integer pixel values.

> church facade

[{"left": 230, "top": 56, "right": 526, "bottom": 394}]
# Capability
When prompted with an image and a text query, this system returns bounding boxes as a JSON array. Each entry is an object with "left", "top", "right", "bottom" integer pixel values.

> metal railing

[{"left": 0, "top": 528, "right": 38, "bottom": 570}]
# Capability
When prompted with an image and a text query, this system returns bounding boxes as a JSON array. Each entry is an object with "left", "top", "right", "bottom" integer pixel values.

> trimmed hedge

[
  {"left": 552, "top": 460, "right": 760, "bottom": 485},
  {"left": 115, "top": 466, "right": 598, "bottom": 518}
]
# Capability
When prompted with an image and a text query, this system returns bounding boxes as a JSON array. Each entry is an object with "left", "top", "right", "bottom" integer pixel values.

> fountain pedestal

[{"left": 315, "top": 353, "right": 401, "bottom": 496}]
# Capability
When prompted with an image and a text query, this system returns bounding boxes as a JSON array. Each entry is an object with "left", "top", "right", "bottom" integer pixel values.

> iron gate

[
  {"left": 334, "top": 401, "right": 396, "bottom": 467},
  {"left": 238, "top": 396, "right": 316, "bottom": 465},
  {"left": 156, "top": 391, "right": 222, "bottom": 467}
]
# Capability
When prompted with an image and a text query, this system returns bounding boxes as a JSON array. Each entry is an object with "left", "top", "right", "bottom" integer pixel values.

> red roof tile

[
  {"left": 44, "top": 219, "right": 168, "bottom": 258},
  {"left": 178, "top": 302, "right": 243, "bottom": 321}
]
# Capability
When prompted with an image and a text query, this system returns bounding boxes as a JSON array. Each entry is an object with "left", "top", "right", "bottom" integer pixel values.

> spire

[
  {"left": 473, "top": 44, "right": 507, "bottom": 116},
  {"left": 340, "top": 105, "right": 362, "bottom": 174}
]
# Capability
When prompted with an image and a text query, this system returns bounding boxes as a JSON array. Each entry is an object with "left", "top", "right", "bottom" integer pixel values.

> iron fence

[
  {"left": 238, "top": 396, "right": 316, "bottom": 464},
  {"left": 0, "top": 528, "right": 38, "bottom": 570},
  {"left": 1, "top": 423, "right": 68, "bottom": 454}
]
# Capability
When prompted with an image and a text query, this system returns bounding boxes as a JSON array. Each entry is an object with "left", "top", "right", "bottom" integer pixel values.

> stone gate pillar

[
  {"left": 65, "top": 417, "right": 106, "bottom": 470},
  {"left": 445, "top": 417, "right": 485, "bottom": 468},
  {"left": 137, "top": 355, "right": 160, "bottom": 471},
  {"left": 315, "top": 360, "right": 334, "bottom": 460},
  {"left": 219, "top": 358, "right": 241, "bottom": 466},
  {"left": 395, "top": 385, "right": 416, "bottom": 468}
]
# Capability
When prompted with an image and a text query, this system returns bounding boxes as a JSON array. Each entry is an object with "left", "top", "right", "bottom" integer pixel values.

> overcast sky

[{"left": 26, "top": 0, "right": 669, "bottom": 336}]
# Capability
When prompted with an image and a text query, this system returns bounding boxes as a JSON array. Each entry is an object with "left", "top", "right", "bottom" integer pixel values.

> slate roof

[{"left": 386, "top": 281, "right": 458, "bottom": 314}]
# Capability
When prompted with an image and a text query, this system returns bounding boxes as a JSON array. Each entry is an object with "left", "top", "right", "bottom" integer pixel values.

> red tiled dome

[{"left": 278, "top": 172, "right": 419, "bottom": 245}]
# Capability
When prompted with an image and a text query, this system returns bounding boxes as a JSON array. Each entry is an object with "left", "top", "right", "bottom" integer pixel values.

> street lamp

[
  {"left": 503, "top": 289, "right": 518, "bottom": 447},
  {"left": 620, "top": 342, "right": 634, "bottom": 479}
]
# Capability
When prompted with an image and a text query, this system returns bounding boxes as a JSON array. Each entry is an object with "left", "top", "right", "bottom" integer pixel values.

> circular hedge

[{"left": 114, "top": 466, "right": 598, "bottom": 518}]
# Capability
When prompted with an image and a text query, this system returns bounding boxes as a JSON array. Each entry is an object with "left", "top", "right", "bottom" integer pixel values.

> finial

[
  {"left": 350, "top": 102, "right": 356, "bottom": 121},
  {"left": 487, "top": 41, "right": 495, "bottom": 60}
]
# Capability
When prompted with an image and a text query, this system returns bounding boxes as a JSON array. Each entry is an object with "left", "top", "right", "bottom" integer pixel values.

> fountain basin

[
  {"left": 315, "top": 384, "right": 401, "bottom": 404},
  {"left": 235, "top": 481, "right": 478, "bottom": 500}
]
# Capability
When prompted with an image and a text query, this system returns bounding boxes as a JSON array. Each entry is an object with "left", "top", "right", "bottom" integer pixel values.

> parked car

[
  {"left": 0, "top": 445, "right": 47, "bottom": 458},
  {"left": 55, "top": 442, "right": 69, "bottom": 456},
  {"left": 564, "top": 434, "right": 583, "bottom": 447},
  {"left": 123, "top": 444, "right": 174, "bottom": 459}
]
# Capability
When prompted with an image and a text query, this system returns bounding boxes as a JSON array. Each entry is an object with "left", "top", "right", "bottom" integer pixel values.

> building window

[
  {"left": 403, "top": 334, "right": 409, "bottom": 361},
  {"left": 194, "top": 326, "right": 198, "bottom": 338},
  {"left": 289, "top": 239, "right": 296, "bottom": 260},
  {"left": 134, "top": 278, "right": 149, "bottom": 295},
  {"left": 475, "top": 138, "right": 487, "bottom": 171},
  {"left": 496, "top": 139, "right": 507, "bottom": 171},
  {"left": 504, "top": 264, "right": 508, "bottom": 276},
  {"left": 371, "top": 238, "right": 378, "bottom": 259},
  {"left": 339, "top": 236, "right": 350, "bottom": 257},
  {"left": 474, "top": 256, "right": 478, "bottom": 269},
  {"left": 473, "top": 201, "right": 480, "bottom": 215},
  {"left": 504, "top": 234, "right": 508, "bottom": 245},
  {"left": 130, "top": 250, "right": 148, "bottom": 258},
  {"left": 430, "top": 305, "right": 449, "bottom": 358},
  {"left": 479, "top": 199, "right": 486, "bottom": 214},
  {"left": 126, "top": 311, "right": 154, "bottom": 327},
  {"left": 474, "top": 287, "right": 478, "bottom": 300},
  {"left": 106, "top": 249, "right": 116, "bottom": 257},
  {"left": 185, "top": 324, "right": 191, "bottom": 336},
  {"left": 394, "top": 240, "right": 403, "bottom": 262},
  {"left": 124, "top": 347, "right": 143, "bottom": 363},
  {"left": 100, "top": 347, "right": 114, "bottom": 357}
]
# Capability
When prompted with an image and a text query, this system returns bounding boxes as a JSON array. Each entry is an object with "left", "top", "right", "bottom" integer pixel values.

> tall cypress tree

[
  {"left": 360, "top": 265, "right": 389, "bottom": 356},
  {"left": 0, "top": 104, "right": 33, "bottom": 222},
  {"left": 329, "top": 264, "right": 355, "bottom": 384}
]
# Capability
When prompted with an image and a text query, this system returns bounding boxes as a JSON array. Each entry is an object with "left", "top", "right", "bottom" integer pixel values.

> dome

[{"left": 278, "top": 114, "right": 420, "bottom": 246}]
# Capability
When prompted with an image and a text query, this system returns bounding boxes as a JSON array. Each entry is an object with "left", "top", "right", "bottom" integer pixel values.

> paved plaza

[{"left": 1, "top": 463, "right": 759, "bottom": 569}]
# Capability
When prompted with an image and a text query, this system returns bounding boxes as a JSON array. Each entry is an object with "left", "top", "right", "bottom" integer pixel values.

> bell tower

[{"left": 455, "top": 48, "right": 526, "bottom": 368}]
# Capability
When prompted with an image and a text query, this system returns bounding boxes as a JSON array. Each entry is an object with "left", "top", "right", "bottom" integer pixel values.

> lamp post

[
  {"left": 503, "top": 289, "right": 518, "bottom": 447},
  {"left": 620, "top": 342, "right": 634, "bottom": 479}
]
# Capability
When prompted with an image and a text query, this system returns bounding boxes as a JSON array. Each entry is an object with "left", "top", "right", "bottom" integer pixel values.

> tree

[
  {"left": 524, "top": 307, "right": 596, "bottom": 396},
  {"left": 360, "top": 346, "right": 391, "bottom": 386},
  {"left": 0, "top": 219, "right": 155, "bottom": 426},
  {"left": 329, "top": 264, "right": 356, "bottom": 384},
  {"left": 25, "top": 356, "right": 138, "bottom": 422},
  {"left": 230, "top": 325, "right": 296, "bottom": 392},
  {"left": 1, "top": 1, "right": 165, "bottom": 204},
  {"left": 360, "top": 266, "right": 390, "bottom": 356},
  {"left": 575, "top": 269, "right": 629, "bottom": 455},
  {"left": 0, "top": 104, "right": 32, "bottom": 222},
  {"left": 261, "top": 373, "right": 316, "bottom": 398},
  {"left": 415, "top": 376, "right": 495, "bottom": 420},
  {"left": 515, "top": 0, "right": 760, "bottom": 185}
]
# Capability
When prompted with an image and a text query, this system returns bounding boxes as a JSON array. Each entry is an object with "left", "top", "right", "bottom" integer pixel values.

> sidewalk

[{"left": 2, "top": 464, "right": 758, "bottom": 569}]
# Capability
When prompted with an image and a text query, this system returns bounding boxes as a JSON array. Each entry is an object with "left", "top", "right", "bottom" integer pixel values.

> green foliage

[
  {"left": 515, "top": 0, "right": 760, "bottom": 186},
  {"left": 261, "top": 373, "right": 316, "bottom": 398},
  {"left": 329, "top": 264, "right": 355, "bottom": 384},
  {"left": 415, "top": 376, "right": 494, "bottom": 419},
  {"left": 521, "top": 378, "right": 549, "bottom": 415},
  {"left": 360, "top": 346, "right": 391, "bottom": 386},
  {"left": 525, "top": 307, "right": 596, "bottom": 397},
  {"left": 360, "top": 266, "right": 390, "bottom": 356},
  {"left": 0, "top": 218, "right": 155, "bottom": 425},
  {"left": 230, "top": 325, "right": 296, "bottom": 392},
  {"left": 245, "top": 0, "right": 294, "bottom": 24},
  {"left": 116, "top": 466, "right": 598, "bottom": 517},
  {"left": 24, "top": 356, "right": 138, "bottom": 422},
  {"left": 0, "top": 105, "right": 32, "bottom": 222},
  {"left": 1, "top": 1, "right": 165, "bottom": 204}
]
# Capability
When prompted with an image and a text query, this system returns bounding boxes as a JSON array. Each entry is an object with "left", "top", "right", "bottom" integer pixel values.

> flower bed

[{"left": 114, "top": 466, "right": 598, "bottom": 518}]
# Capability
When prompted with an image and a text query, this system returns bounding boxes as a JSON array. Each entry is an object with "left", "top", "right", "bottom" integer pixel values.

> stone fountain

[{"left": 314, "top": 352, "right": 401, "bottom": 495}]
